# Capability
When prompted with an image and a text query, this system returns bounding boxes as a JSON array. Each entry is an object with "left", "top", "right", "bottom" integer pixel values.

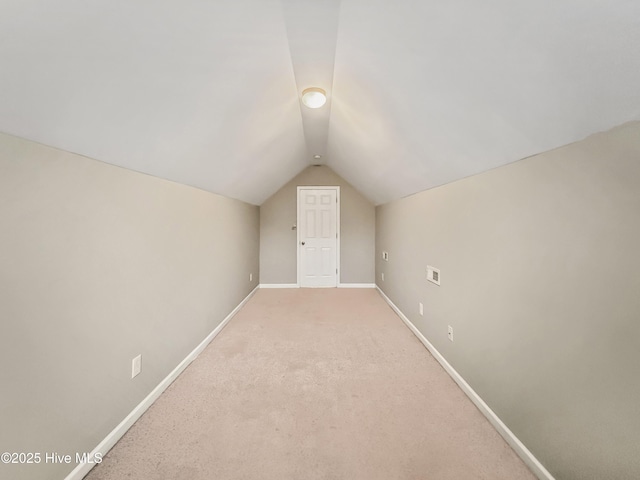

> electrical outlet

[
  {"left": 419, "top": 302, "right": 423, "bottom": 316},
  {"left": 447, "top": 325, "right": 454, "bottom": 342},
  {"left": 381, "top": 272, "right": 385, "bottom": 281},
  {"left": 249, "top": 273, "right": 252, "bottom": 282},
  {"left": 131, "top": 354, "right": 142, "bottom": 379}
]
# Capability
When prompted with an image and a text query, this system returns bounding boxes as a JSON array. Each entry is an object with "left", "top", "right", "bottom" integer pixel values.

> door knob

[{"left": 301, "top": 241, "right": 305, "bottom": 245}]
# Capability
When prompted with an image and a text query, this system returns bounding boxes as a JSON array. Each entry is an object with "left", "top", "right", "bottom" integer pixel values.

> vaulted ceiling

[{"left": 1, "top": 0, "right": 639, "bottom": 205}]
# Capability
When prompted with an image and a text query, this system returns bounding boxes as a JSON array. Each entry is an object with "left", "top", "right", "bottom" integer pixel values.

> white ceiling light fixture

[{"left": 301, "top": 87, "right": 327, "bottom": 108}]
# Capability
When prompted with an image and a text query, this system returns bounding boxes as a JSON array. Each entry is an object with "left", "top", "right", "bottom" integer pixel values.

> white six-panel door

[{"left": 297, "top": 187, "right": 339, "bottom": 287}]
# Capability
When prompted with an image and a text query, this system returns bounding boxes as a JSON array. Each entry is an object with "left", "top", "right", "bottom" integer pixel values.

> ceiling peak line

[{"left": 281, "top": 0, "right": 343, "bottom": 164}]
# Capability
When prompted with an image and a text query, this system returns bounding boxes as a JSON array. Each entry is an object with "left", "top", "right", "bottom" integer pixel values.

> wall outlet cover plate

[{"left": 132, "top": 354, "right": 142, "bottom": 378}]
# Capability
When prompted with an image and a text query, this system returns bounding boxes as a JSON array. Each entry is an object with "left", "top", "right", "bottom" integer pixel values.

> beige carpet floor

[{"left": 86, "top": 288, "right": 537, "bottom": 480}]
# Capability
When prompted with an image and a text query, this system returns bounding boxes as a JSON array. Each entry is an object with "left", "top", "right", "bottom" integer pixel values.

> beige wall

[
  {"left": 260, "top": 165, "right": 375, "bottom": 285},
  {"left": 376, "top": 122, "right": 640, "bottom": 480},
  {"left": 0, "top": 133, "right": 259, "bottom": 480}
]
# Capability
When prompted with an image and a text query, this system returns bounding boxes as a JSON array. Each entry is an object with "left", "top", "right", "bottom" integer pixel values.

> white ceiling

[{"left": 1, "top": 0, "right": 639, "bottom": 205}]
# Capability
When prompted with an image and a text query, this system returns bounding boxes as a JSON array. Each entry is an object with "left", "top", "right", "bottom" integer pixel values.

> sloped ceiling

[{"left": 1, "top": 0, "right": 639, "bottom": 205}]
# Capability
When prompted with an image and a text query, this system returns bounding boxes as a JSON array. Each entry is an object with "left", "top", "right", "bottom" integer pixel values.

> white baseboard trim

[
  {"left": 65, "top": 285, "right": 259, "bottom": 480},
  {"left": 260, "top": 283, "right": 375, "bottom": 289},
  {"left": 375, "top": 286, "right": 555, "bottom": 480}
]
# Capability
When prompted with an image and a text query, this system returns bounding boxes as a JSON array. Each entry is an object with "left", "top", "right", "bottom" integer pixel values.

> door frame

[{"left": 296, "top": 186, "right": 341, "bottom": 287}]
